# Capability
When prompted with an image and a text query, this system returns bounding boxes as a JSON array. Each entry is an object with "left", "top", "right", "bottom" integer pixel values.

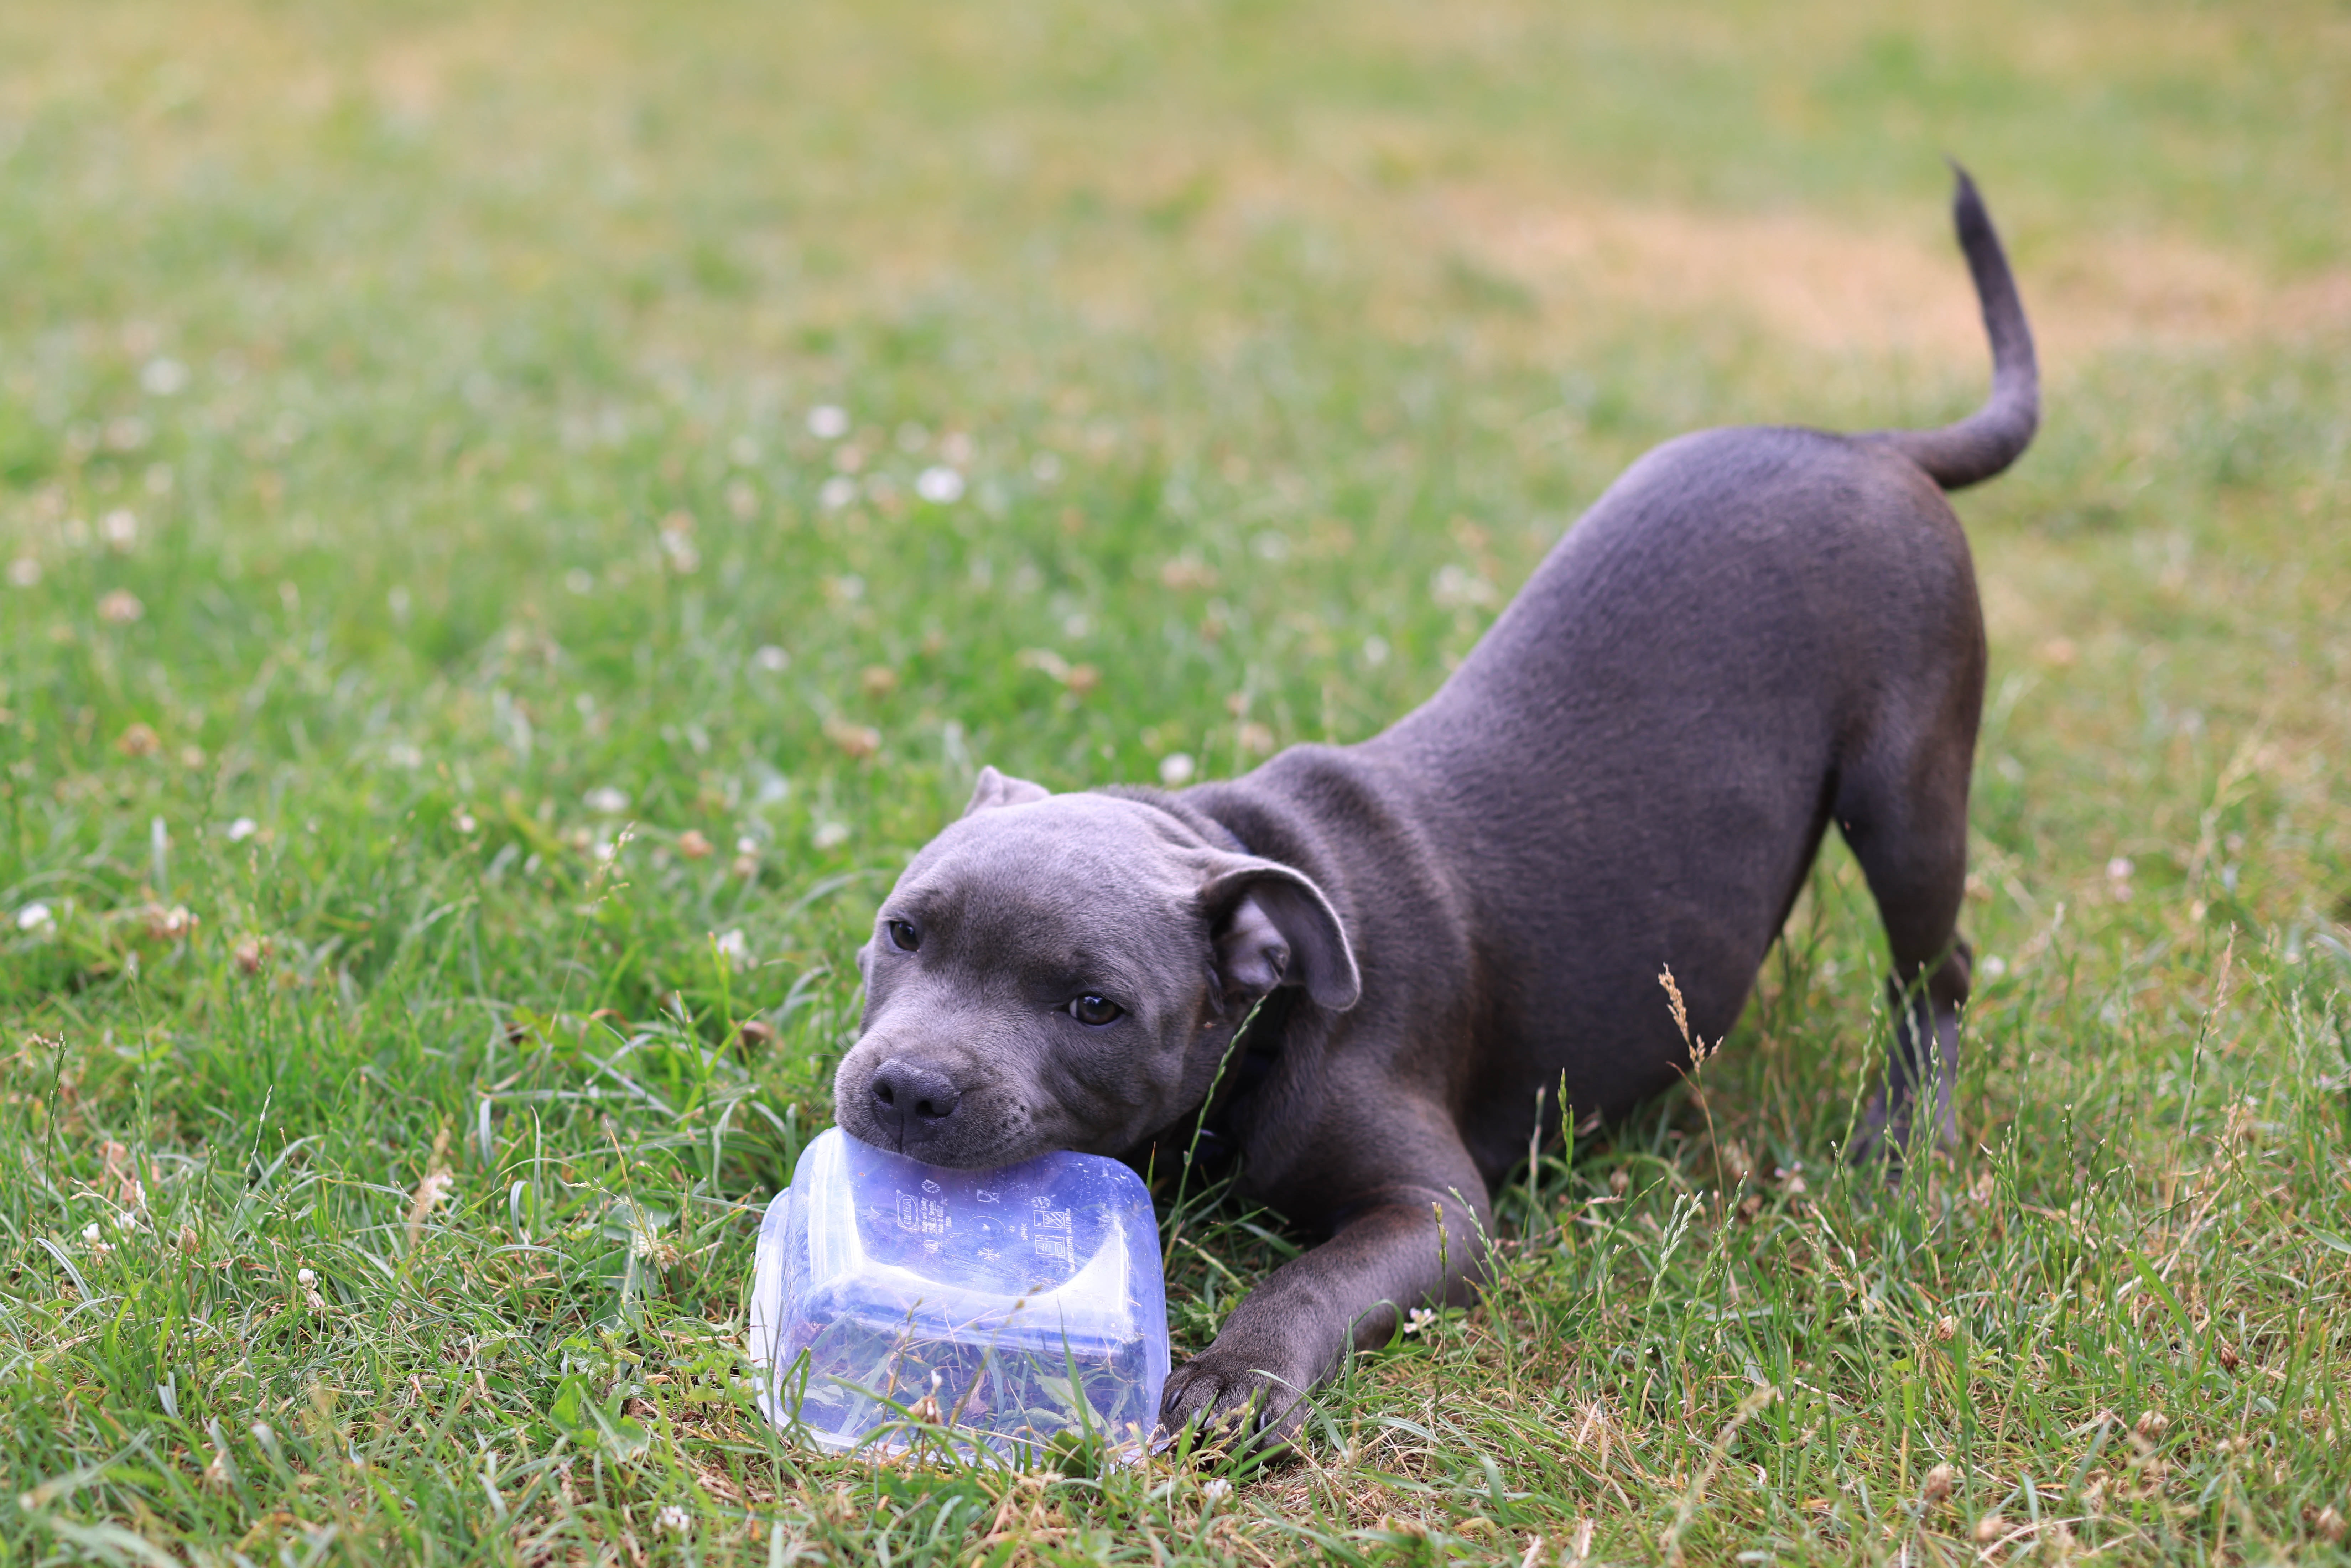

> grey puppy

[{"left": 834, "top": 169, "right": 2036, "bottom": 1446}]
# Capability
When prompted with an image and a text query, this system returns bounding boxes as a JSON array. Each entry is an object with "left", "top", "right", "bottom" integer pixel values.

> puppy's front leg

[{"left": 1159, "top": 1174, "right": 1492, "bottom": 1450}]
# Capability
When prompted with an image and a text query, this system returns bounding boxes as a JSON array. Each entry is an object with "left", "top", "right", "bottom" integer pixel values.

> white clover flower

[
  {"left": 454, "top": 812, "right": 478, "bottom": 834},
  {"left": 584, "top": 787, "right": 630, "bottom": 814},
  {"left": 656, "top": 1504, "right": 690, "bottom": 1535},
  {"left": 297, "top": 1267, "right": 316, "bottom": 1287},
  {"left": 98, "top": 590, "right": 145, "bottom": 624},
  {"left": 806, "top": 404, "right": 849, "bottom": 440},
  {"left": 563, "top": 568, "right": 594, "bottom": 595},
  {"left": 715, "top": 928, "right": 750, "bottom": 968},
  {"left": 916, "top": 466, "right": 966, "bottom": 505},
  {"left": 1432, "top": 564, "right": 1497, "bottom": 609},
  {"left": 1362, "top": 635, "right": 1391, "bottom": 668},
  {"left": 812, "top": 822, "right": 849, "bottom": 851},
  {"left": 1030, "top": 451, "right": 1063, "bottom": 483},
  {"left": 16, "top": 902, "right": 54, "bottom": 931},
  {"left": 226, "top": 818, "right": 259, "bottom": 842},
  {"left": 385, "top": 742, "right": 423, "bottom": 769},
  {"left": 100, "top": 510, "right": 138, "bottom": 551},
  {"left": 6, "top": 558, "right": 39, "bottom": 588},
  {"left": 728, "top": 435, "right": 761, "bottom": 466},
  {"left": 818, "top": 475, "right": 858, "bottom": 511},
  {"left": 83, "top": 1223, "right": 102, "bottom": 1243},
  {"left": 141, "top": 357, "right": 190, "bottom": 396},
  {"left": 1202, "top": 1478, "right": 1232, "bottom": 1502},
  {"left": 1157, "top": 754, "right": 1196, "bottom": 787},
  {"left": 751, "top": 644, "right": 789, "bottom": 673}
]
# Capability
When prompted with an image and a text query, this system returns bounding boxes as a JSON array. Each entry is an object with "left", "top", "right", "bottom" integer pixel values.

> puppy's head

[{"left": 833, "top": 766, "right": 1359, "bottom": 1167}]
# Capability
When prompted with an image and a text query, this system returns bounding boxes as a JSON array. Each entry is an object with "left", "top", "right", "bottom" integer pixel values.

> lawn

[{"left": 3, "top": 0, "right": 2349, "bottom": 1562}]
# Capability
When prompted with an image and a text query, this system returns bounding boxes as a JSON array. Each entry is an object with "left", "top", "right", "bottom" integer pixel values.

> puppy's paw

[{"left": 1157, "top": 1349, "right": 1312, "bottom": 1456}]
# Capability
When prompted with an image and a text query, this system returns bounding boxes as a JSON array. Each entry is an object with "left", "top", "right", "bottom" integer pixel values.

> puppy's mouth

[{"left": 834, "top": 1058, "right": 1049, "bottom": 1169}]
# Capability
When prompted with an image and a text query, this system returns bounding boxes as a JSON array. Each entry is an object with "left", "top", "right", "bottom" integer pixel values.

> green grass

[{"left": 3, "top": 0, "right": 2349, "bottom": 1561}]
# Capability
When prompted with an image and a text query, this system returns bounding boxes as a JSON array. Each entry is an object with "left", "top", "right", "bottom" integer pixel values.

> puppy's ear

[
  {"left": 962, "top": 765, "right": 1051, "bottom": 817},
  {"left": 1198, "top": 857, "right": 1361, "bottom": 1012}
]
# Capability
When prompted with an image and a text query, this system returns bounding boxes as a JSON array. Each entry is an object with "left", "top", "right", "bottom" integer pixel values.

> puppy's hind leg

[{"left": 1835, "top": 727, "right": 1976, "bottom": 1169}]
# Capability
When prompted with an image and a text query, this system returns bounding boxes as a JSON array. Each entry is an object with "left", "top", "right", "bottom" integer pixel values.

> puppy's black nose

[{"left": 867, "top": 1057, "right": 963, "bottom": 1147}]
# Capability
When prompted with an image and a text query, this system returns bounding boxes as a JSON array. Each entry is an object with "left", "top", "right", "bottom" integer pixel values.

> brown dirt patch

[{"left": 1439, "top": 188, "right": 2351, "bottom": 367}]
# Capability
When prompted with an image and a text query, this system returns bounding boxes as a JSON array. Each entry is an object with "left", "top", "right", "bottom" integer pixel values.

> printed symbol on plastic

[{"left": 1030, "top": 1193, "right": 1073, "bottom": 1264}]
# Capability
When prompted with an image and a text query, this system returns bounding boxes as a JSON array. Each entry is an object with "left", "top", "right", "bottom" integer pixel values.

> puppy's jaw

[
  {"left": 831, "top": 1043, "right": 1046, "bottom": 1166},
  {"left": 833, "top": 993, "right": 1211, "bottom": 1168}
]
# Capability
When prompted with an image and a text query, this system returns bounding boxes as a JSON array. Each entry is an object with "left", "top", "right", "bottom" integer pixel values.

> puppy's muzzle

[{"left": 865, "top": 1056, "right": 964, "bottom": 1153}]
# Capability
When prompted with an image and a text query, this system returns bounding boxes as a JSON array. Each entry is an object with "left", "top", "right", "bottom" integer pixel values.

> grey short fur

[{"left": 833, "top": 169, "right": 2037, "bottom": 1447}]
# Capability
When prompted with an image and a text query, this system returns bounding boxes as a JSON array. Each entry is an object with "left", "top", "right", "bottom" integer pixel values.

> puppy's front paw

[{"left": 1157, "top": 1348, "right": 1314, "bottom": 1455}]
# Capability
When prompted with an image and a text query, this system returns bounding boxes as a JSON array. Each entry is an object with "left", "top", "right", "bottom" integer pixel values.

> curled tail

[{"left": 1871, "top": 166, "right": 2039, "bottom": 491}]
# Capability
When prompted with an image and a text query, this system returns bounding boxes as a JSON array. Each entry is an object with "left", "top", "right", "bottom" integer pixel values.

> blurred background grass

[{"left": 1, "top": 1, "right": 2347, "bottom": 1563}]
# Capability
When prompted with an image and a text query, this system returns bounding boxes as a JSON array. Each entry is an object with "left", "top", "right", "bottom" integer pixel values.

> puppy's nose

[{"left": 867, "top": 1057, "right": 963, "bottom": 1148}]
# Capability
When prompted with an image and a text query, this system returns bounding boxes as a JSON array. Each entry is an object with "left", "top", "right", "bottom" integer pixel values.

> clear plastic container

[{"left": 748, "top": 1127, "right": 1169, "bottom": 1462}]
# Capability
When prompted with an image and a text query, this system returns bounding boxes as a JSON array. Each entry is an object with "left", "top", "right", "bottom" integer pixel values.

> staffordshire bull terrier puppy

[{"left": 833, "top": 169, "right": 2037, "bottom": 1447}]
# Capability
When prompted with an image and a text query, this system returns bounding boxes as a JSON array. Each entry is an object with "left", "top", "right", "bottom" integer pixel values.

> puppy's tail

[{"left": 1868, "top": 165, "right": 2039, "bottom": 491}]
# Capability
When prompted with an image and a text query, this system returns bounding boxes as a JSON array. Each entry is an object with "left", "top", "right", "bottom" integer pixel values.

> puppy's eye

[
  {"left": 1068, "top": 994, "right": 1123, "bottom": 1026},
  {"left": 886, "top": 919, "right": 921, "bottom": 953}
]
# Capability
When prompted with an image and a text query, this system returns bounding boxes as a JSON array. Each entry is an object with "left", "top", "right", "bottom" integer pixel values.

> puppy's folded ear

[
  {"left": 1198, "top": 856, "right": 1361, "bottom": 1012},
  {"left": 962, "top": 765, "right": 1051, "bottom": 817}
]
